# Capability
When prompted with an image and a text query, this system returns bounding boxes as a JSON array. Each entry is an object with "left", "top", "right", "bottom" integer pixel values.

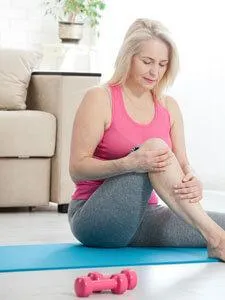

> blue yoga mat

[{"left": 0, "top": 243, "right": 218, "bottom": 273}]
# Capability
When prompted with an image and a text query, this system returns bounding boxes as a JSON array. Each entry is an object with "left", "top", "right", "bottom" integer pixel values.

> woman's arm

[
  {"left": 165, "top": 96, "right": 192, "bottom": 174},
  {"left": 69, "top": 86, "right": 131, "bottom": 182},
  {"left": 70, "top": 88, "right": 177, "bottom": 183},
  {"left": 165, "top": 96, "right": 202, "bottom": 203}
]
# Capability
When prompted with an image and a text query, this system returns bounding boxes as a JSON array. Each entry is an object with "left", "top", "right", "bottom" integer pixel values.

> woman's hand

[
  {"left": 127, "top": 147, "right": 173, "bottom": 173},
  {"left": 173, "top": 173, "right": 203, "bottom": 203}
]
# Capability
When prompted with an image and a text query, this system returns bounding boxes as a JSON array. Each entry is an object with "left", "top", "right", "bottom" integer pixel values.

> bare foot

[{"left": 207, "top": 236, "right": 225, "bottom": 262}]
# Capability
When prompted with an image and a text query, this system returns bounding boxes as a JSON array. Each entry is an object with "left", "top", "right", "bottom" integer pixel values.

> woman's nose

[{"left": 149, "top": 64, "right": 159, "bottom": 77}]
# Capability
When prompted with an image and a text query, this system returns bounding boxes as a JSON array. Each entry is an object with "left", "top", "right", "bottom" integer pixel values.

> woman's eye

[{"left": 142, "top": 60, "right": 167, "bottom": 67}]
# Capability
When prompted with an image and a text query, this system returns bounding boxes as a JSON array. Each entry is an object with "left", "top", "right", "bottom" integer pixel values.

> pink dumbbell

[
  {"left": 87, "top": 269, "right": 137, "bottom": 290},
  {"left": 75, "top": 273, "right": 128, "bottom": 297}
]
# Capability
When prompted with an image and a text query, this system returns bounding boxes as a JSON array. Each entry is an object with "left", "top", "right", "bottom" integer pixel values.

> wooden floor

[{"left": 1, "top": 190, "right": 225, "bottom": 300}]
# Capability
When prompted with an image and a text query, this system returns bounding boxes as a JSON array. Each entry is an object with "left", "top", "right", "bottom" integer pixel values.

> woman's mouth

[{"left": 143, "top": 77, "right": 156, "bottom": 84}]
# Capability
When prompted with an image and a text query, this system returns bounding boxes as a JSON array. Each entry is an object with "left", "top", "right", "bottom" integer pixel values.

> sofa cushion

[
  {"left": 0, "top": 49, "right": 42, "bottom": 110},
  {"left": 0, "top": 110, "right": 56, "bottom": 157}
]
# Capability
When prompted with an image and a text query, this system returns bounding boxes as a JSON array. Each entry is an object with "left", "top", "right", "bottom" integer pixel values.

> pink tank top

[{"left": 72, "top": 84, "right": 172, "bottom": 204}]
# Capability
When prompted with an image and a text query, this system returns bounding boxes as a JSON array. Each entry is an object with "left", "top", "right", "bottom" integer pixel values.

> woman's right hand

[{"left": 126, "top": 147, "right": 173, "bottom": 173}]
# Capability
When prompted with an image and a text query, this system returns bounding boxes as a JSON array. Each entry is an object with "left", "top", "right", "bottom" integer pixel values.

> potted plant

[{"left": 43, "top": 0, "right": 106, "bottom": 43}]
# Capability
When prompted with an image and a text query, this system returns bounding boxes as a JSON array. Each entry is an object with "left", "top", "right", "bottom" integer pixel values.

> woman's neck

[{"left": 123, "top": 80, "right": 154, "bottom": 103}]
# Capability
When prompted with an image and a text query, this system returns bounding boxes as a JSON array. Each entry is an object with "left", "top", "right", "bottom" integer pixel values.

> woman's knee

[{"left": 140, "top": 138, "right": 171, "bottom": 152}]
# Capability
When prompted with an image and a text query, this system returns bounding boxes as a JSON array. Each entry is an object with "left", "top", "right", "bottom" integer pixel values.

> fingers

[
  {"left": 153, "top": 155, "right": 173, "bottom": 171},
  {"left": 175, "top": 176, "right": 199, "bottom": 188},
  {"left": 151, "top": 158, "right": 172, "bottom": 172},
  {"left": 136, "top": 148, "right": 172, "bottom": 173},
  {"left": 153, "top": 148, "right": 171, "bottom": 157},
  {"left": 173, "top": 186, "right": 202, "bottom": 203},
  {"left": 172, "top": 174, "right": 202, "bottom": 203},
  {"left": 174, "top": 186, "right": 199, "bottom": 195},
  {"left": 175, "top": 192, "right": 202, "bottom": 202},
  {"left": 182, "top": 173, "right": 194, "bottom": 182},
  {"left": 176, "top": 190, "right": 201, "bottom": 199},
  {"left": 155, "top": 152, "right": 173, "bottom": 163},
  {"left": 155, "top": 160, "right": 171, "bottom": 168},
  {"left": 189, "top": 196, "right": 202, "bottom": 203},
  {"left": 151, "top": 149, "right": 173, "bottom": 171}
]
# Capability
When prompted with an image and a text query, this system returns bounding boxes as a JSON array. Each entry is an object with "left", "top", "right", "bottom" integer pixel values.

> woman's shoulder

[
  {"left": 158, "top": 94, "right": 179, "bottom": 110},
  {"left": 82, "top": 85, "right": 111, "bottom": 110},
  {"left": 81, "top": 84, "right": 111, "bottom": 106},
  {"left": 158, "top": 95, "right": 176, "bottom": 109},
  {"left": 85, "top": 84, "right": 110, "bottom": 98},
  {"left": 158, "top": 95, "right": 182, "bottom": 126}
]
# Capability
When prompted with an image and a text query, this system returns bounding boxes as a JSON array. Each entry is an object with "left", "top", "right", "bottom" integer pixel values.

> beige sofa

[{"left": 0, "top": 71, "right": 101, "bottom": 212}]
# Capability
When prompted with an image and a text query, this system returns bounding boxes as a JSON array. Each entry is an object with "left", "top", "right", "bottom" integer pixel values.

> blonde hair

[{"left": 108, "top": 18, "right": 179, "bottom": 98}]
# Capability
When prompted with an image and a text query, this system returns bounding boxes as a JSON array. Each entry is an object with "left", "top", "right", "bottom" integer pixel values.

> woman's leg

[
  {"left": 68, "top": 172, "right": 153, "bottom": 247},
  {"left": 129, "top": 204, "right": 225, "bottom": 247},
  {"left": 140, "top": 138, "right": 225, "bottom": 260}
]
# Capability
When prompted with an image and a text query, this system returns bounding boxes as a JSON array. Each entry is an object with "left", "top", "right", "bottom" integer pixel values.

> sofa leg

[
  {"left": 58, "top": 204, "right": 69, "bottom": 213},
  {"left": 28, "top": 206, "right": 35, "bottom": 212}
]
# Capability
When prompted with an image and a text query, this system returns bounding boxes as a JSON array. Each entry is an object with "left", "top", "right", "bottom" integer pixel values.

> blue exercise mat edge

[{"left": 0, "top": 243, "right": 219, "bottom": 273}]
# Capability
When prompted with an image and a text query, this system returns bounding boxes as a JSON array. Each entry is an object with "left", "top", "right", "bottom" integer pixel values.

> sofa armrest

[{"left": 26, "top": 71, "right": 101, "bottom": 204}]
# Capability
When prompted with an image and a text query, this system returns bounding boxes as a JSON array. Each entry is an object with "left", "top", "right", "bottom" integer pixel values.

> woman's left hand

[{"left": 173, "top": 173, "right": 203, "bottom": 203}]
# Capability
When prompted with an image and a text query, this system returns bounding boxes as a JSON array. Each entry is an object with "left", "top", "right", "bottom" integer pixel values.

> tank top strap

[
  {"left": 108, "top": 84, "right": 123, "bottom": 103},
  {"left": 108, "top": 84, "right": 124, "bottom": 123}
]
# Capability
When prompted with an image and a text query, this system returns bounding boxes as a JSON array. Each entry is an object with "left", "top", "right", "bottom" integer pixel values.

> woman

[{"left": 68, "top": 18, "right": 225, "bottom": 261}]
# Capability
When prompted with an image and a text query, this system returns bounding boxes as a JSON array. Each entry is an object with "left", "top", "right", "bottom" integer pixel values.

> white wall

[
  {"left": 0, "top": 0, "right": 57, "bottom": 48},
  {"left": 96, "top": 0, "right": 225, "bottom": 192},
  {"left": 0, "top": 0, "right": 94, "bottom": 70},
  {"left": 0, "top": 0, "right": 224, "bottom": 191}
]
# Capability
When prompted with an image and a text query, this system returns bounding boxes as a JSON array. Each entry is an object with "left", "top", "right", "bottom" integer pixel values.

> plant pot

[{"left": 58, "top": 21, "right": 84, "bottom": 43}]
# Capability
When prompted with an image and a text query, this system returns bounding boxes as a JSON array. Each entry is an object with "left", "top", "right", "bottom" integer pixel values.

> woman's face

[{"left": 129, "top": 38, "right": 169, "bottom": 90}]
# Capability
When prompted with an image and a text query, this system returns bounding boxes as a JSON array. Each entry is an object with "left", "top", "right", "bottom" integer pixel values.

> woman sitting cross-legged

[{"left": 68, "top": 18, "right": 225, "bottom": 261}]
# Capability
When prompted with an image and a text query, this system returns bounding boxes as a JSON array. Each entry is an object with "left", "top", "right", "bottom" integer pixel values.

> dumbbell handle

[
  {"left": 88, "top": 269, "right": 137, "bottom": 290},
  {"left": 91, "top": 277, "right": 117, "bottom": 292}
]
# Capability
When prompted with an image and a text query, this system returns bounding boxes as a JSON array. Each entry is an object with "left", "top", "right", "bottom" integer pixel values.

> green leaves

[
  {"left": 85, "top": 0, "right": 106, "bottom": 27},
  {"left": 43, "top": 0, "right": 106, "bottom": 28},
  {"left": 64, "top": 0, "right": 86, "bottom": 15}
]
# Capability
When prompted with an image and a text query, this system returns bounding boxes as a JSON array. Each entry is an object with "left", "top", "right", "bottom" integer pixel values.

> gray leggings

[{"left": 68, "top": 172, "right": 225, "bottom": 248}]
